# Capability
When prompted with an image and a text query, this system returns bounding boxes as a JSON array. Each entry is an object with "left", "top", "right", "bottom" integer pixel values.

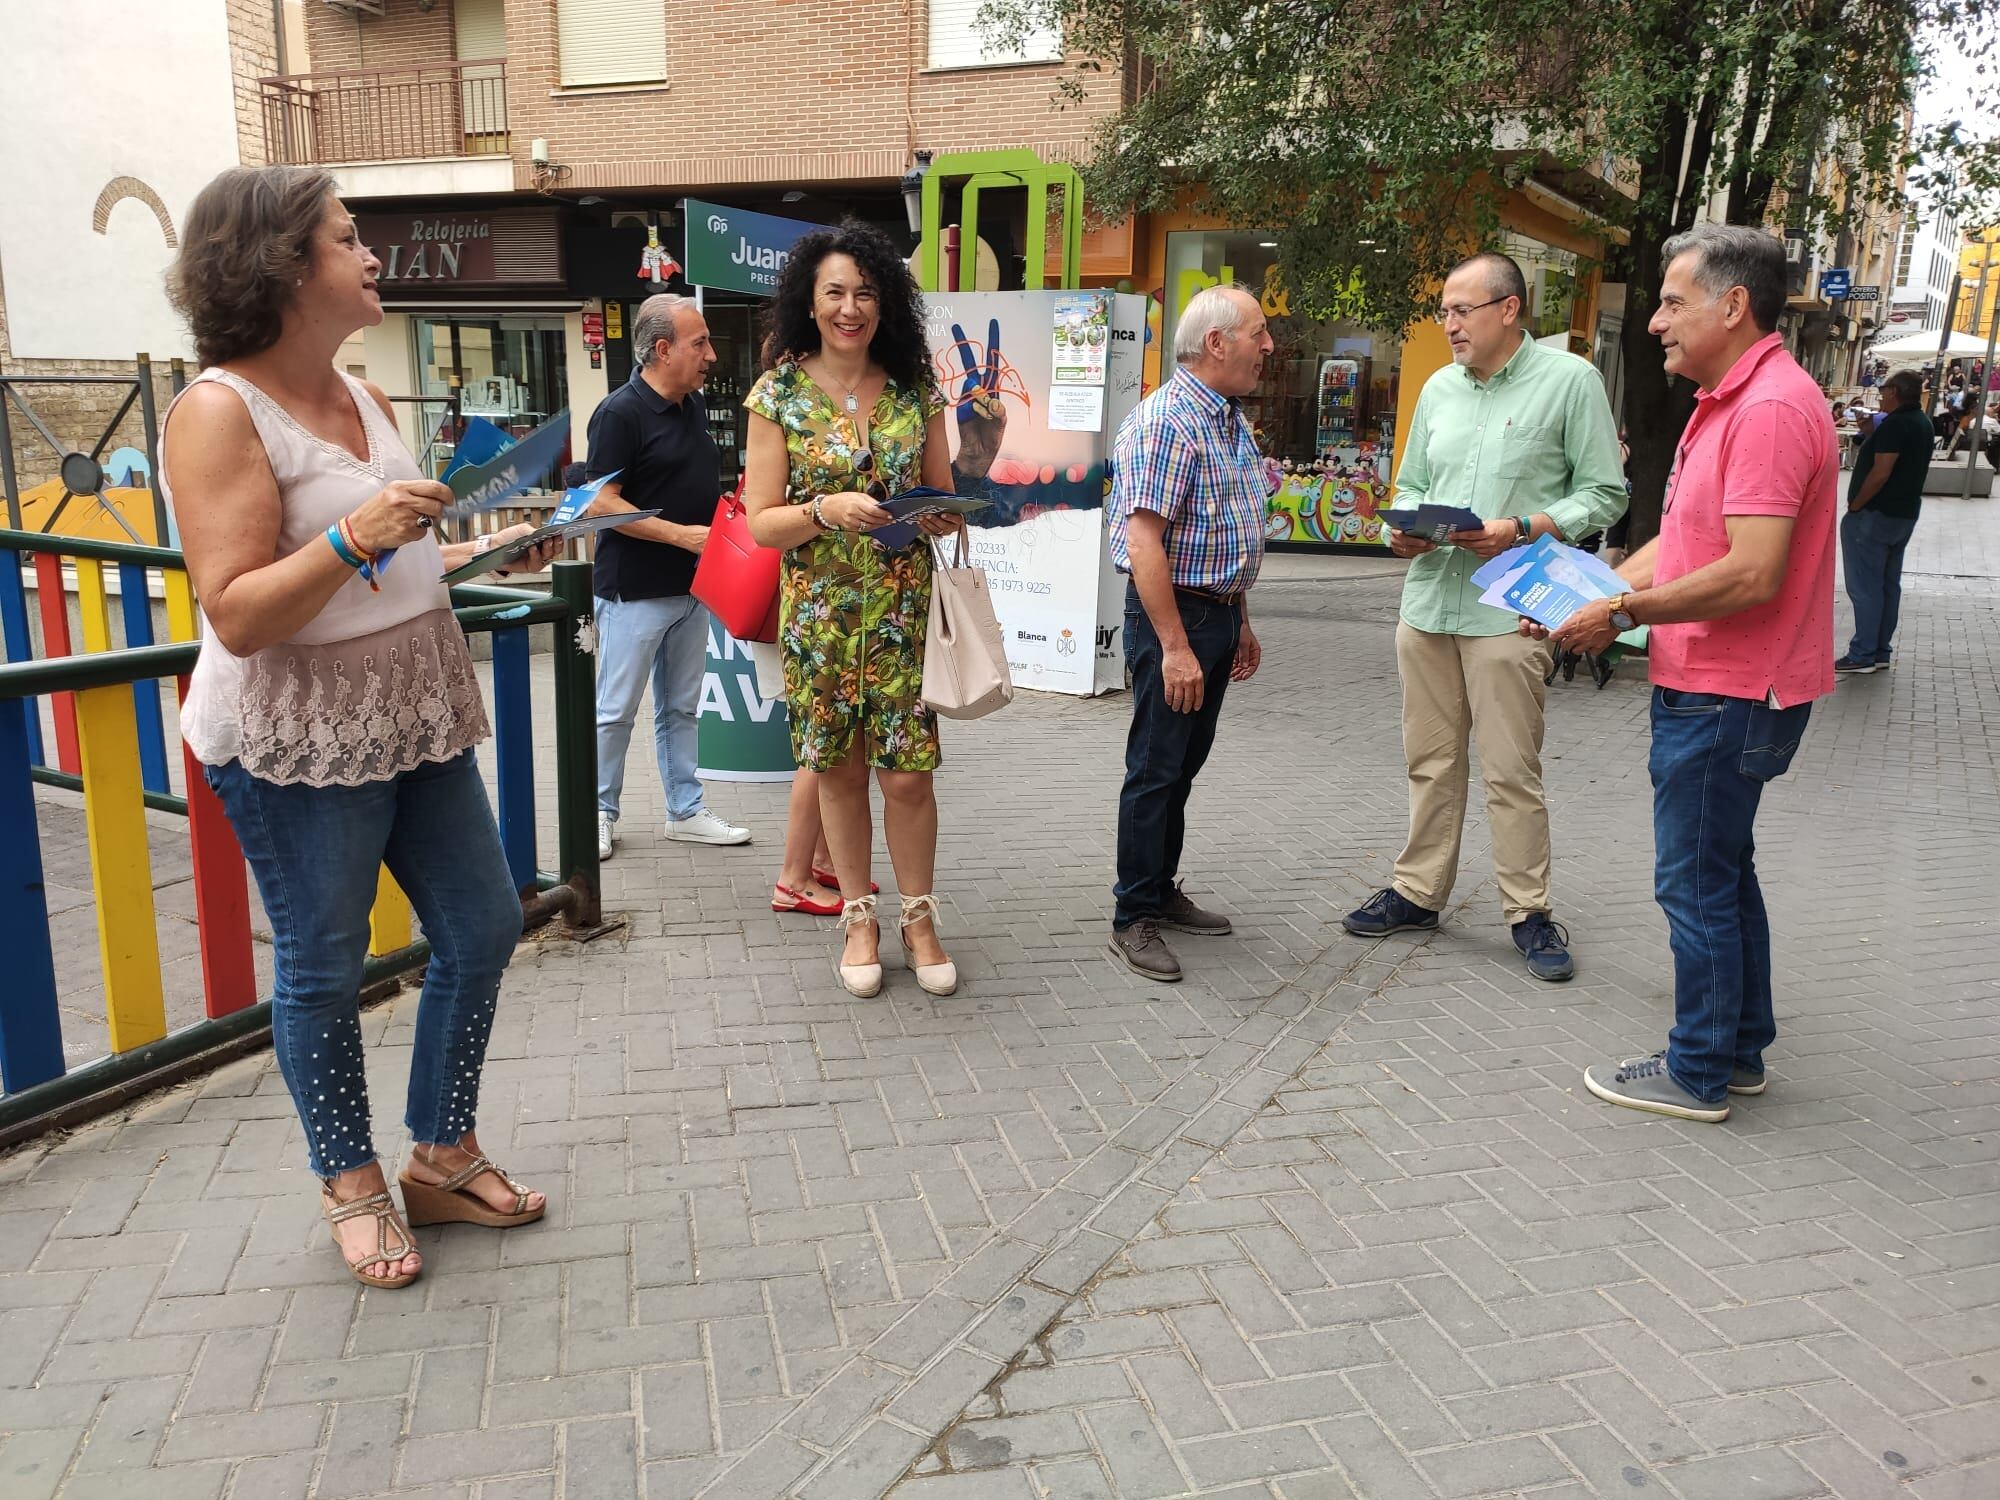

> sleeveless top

[{"left": 164, "top": 369, "right": 488, "bottom": 787}]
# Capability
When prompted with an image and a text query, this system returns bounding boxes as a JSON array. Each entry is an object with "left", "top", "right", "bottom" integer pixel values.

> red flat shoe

[
  {"left": 773, "top": 882, "right": 842, "bottom": 916},
  {"left": 812, "top": 869, "right": 880, "bottom": 895}
]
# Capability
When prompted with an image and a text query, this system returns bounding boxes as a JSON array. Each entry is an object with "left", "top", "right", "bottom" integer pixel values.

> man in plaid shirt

[{"left": 1107, "top": 284, "right": 1274, "bottom": 982}]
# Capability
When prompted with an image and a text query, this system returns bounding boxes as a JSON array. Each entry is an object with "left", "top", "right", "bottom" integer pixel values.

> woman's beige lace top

[{"left": 164, "top": 368, "right": 488, "bottom": 787}]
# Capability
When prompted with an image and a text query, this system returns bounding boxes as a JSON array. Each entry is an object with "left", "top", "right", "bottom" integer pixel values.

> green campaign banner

[
  {"left": 683, "top": 200, "right": 819, "bottom": 297},
  {"left": 696, "top": 619, "right": 793, "bottom": 781}
]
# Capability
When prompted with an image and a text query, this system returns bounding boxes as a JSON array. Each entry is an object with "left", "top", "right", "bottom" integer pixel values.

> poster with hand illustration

[{"left": 923, "top": 291, "right": 1147, "bottom": 696}]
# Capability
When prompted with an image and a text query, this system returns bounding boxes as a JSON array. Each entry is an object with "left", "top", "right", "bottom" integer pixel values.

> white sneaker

[
  {"left": 664, "top": 809, "right": 751, "bottom": 846},
  {"left": 597, "top": 811, "right": 616, "bottom": 861}
]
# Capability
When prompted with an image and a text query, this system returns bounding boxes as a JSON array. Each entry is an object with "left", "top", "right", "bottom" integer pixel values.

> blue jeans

[
  {"left": 205, "top": 750, "right": 522, "bottom": 1176},
  {"left": 1649, "top": 689, "right": 1811, "bottom": 1104},
  {"left": 1841, "top": 507, "right": 1919, "bottom": 663},
  {"left": 1114, "top": 585, "right": 1239, "bottom": 929},
  {"left": 595, "top": 593, "right": 709, "bottom": 824}
]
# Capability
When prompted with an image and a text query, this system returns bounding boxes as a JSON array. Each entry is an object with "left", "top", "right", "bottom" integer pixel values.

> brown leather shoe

[
  {"left": 1110, "top": 920, "right": 1182, "bottom": 982},
  {"left": 1159, "top": 883, "right": 1232, "bottom": 936}
]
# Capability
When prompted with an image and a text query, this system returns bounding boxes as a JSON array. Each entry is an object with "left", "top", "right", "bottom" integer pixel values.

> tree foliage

[{"left": 982, "top": 0, "right": 1999, "bottom": 540}]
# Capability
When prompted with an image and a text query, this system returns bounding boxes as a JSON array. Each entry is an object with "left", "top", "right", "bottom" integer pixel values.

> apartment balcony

[{"left": 259, "top": 60, "right": 515, "bottom": 197}]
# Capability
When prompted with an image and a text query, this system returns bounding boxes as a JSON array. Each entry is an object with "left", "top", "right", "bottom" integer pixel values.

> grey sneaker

[
  {"left": 1584, "top": 1053, "right": 1730, "bottom": 1122},
  {"left": 1110, "top": 920, "right": 1182, "bottom": 982},
  {"left": 1728, "top": 1067, "right": 1767, "bottom": 1096},
  {"left": 1159, "top": 884, "right": 1232, "bottom": 936}
]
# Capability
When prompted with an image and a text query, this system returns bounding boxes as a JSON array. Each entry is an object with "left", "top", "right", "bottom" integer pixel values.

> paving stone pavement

[{"left": 1, "top": 499, "right": 1996, "bottom": 1500}]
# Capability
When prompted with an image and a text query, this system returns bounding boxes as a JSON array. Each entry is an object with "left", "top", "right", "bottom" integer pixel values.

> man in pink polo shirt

[{"left": 1538, "top": 224, "right": 1836, "bottom": 1123}]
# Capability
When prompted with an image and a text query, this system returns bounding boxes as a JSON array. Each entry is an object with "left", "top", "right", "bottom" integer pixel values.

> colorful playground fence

[{"left": 0, "top": 529, "right": 601, "bottom": 1141}]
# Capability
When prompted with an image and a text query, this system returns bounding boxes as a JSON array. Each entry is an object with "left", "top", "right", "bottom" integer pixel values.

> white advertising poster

[
  {"left": 966, "top": 508, "right": 1108, "bottom": 696},
  {"left": 922, "top": 290, "right": 1147, "bottom": 697}
]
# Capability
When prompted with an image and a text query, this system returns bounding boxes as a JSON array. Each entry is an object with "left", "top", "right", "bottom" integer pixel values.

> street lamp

[{"left": 901, "top": 150, "right": 933, "bottom": 236}]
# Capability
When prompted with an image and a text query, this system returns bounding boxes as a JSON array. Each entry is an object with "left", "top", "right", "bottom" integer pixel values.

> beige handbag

[{"left": 921, "top": 530, "right": 1013, "bottom": 719}]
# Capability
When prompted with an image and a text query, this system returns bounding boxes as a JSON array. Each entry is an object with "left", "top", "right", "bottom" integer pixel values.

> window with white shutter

[
  {"left": 455, "top": 0, "right": 508, "bottom": 138},
  {"left": 558, "top": 0, "right": 667, "bottom": 88},
  {"left": 928, "top": 0, "right": 1060, "bottom": 70}
]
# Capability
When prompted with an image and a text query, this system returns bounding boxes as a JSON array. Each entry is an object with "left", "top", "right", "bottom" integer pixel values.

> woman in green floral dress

[{"left": 744, "top": 222, "right": 964, "bottom": 999}]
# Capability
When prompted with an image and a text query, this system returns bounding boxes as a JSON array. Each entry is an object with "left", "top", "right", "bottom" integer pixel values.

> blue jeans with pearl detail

[{"left": 204, "top": 749, "right": 522, "bottom": 1177}]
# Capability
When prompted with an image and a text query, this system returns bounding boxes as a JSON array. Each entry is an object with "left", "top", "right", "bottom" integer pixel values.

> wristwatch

[
  {"left": 1514, "top": 515, "right": 1532, "bottom": 543},
  {"left": 1609, "top": 592, "right": 1637, "bottom": 632}
]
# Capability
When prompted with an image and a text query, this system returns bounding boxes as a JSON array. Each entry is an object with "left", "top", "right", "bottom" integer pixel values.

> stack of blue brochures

[{"left": 1472, "top": 535, "right": 1646, "bottom": 644}]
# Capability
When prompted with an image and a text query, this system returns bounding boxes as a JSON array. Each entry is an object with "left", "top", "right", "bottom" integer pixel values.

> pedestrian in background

[
  {"left": 165, "top": 165, "right": 548, "bottom": 1289},
  {"left": 1106, "top": 284, "right": 1271, "bottom": 983},
  {"left": 585, "top": 293, "right": 751, "bottom": 860},
  {"left": 742, "top": 222, "right": 964, "bottom": 998},
  {"left": 1837, "top": 369, "right": 1932, "bottom": 674},
  {"left": 1537, "top": 224, "right": 1836, "bottom": 1123},
  {"left": 1345, "top": 252, "right": 1626, "bottom": 982}
]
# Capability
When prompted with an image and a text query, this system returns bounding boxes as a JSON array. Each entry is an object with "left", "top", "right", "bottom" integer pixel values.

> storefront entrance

[{"left": 414, "top": 315, "right": 570, "bottom": 483}]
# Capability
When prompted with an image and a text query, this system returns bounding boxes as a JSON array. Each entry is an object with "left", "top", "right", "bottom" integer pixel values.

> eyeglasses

[
  {"left": 1433, "top": 296, "right": 1512, "bottom": 325},
  {"left": 852, "top": 447, "right": 889, "bottom": 502}
]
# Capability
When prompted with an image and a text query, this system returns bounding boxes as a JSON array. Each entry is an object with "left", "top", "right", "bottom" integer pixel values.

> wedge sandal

[
  {"left": 320, "top": 1184, "right": 421, "bottom": 1289},
  {"left": 398, "top": 1151, "right": 546, "bottom": 1229}
]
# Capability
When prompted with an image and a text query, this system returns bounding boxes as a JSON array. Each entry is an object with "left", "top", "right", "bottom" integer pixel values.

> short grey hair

[
  {"left": 1660, "top": 224, "right": 1787, "bottom": 332},
  {"left": 1882, "top": 369, "right": 1922, "bottom": 406},
  {"left": 632, "top": 293, "right": 695, "bottom": 366},
  {"left": 1174, "top": 284, "right": 1255, "bottom": 365}
]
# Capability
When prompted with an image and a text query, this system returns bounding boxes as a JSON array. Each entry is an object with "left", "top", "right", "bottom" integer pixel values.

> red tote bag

[{"left": 691, "top": 480, "right": 782, "bottom": 643}]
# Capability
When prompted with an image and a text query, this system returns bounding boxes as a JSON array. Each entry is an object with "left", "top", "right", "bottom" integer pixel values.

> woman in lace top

[{"left": 163, "top": 166, "right": 551, "bottom": 1289}]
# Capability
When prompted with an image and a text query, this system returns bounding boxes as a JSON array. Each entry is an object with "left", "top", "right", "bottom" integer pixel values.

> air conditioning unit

[
  {"left": 324, "top": 0, "right": 385, "bottom": 16},
  {"left": 1784, "top": 238, "right": 1807, "bottom": 266}
]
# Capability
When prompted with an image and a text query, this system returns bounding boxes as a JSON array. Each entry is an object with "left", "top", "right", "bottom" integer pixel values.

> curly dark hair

[
  {"left": 166, "top": 166, "right": 336, "bottom": 368},
  {"left": 761, "top": 221, "right": 933, "bottom": 392}
]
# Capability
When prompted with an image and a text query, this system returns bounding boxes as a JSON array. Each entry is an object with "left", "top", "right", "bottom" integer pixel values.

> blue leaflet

[
  {"left": 1485, "top": 537, "right": 1629, "bottom": 630},
  {"left": 868, "top": 488, "right": 989, "bottom": 550},
  {"left": 443, "top": 411, "right": 572, "bottom": 517},
  {"left": 440, "top": 416, "right": 513, "bottom": 482},
  {"left": 1379, "top": 503, "right": 1486, "bottom": 542}
]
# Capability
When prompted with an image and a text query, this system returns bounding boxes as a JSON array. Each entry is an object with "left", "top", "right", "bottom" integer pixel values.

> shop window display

[
  {"left": 1161, "top": 230, "right": 1402, "bottom": 546},
  {"left": 415, "top": 315, "right": 570, "bottom": 486},
  {"left": 1160, "top": 228, "right": 1579, "bottom": 547}
]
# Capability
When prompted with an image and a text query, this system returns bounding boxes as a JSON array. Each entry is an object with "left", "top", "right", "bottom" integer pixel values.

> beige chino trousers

[{"left": 1390, "top": 623, "right": 1555, "bottom": 923}]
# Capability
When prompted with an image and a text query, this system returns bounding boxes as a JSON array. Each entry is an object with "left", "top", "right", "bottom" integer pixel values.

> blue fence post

[
  {"left": 490, "top": 627, "right": 536, "bottom": 891},
  {"left": 117, "top": 563, "right": 169, "bottom": 795},
  {"left": 0, "top": 554, "right": 43, "bottom": 767},
  {"left": 0, "top": 696, "right": 66, "bottom": 1093}
]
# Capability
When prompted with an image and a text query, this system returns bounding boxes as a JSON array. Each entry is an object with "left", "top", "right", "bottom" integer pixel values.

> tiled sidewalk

[{"left": 2, "top": 501, "right": 1996, "bottom": 1499}]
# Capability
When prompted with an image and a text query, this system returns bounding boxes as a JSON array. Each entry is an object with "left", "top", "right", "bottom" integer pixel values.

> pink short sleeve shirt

[{"left": 1650, "top": 334, "right": 1838, "bottom": 707}]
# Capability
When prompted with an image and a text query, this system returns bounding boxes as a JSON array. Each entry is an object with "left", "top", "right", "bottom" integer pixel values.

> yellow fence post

[
  {"left": 75, "top": 558, "right": 115, "bottom": 653},
  {"left": 163, "top": 570, "right": 199, "bottom": 646},
  {"left": 369, "top": 866, "right": 412, "bottom": 957},
  {"left": 73, "top": 684, "right": 167, "bottom": 1052}
]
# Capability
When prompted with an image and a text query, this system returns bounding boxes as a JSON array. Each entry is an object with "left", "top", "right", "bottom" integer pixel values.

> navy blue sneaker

[
  {"left": 1512, "top": 912, "right": 1574, "bottom": 981},
  {"left": 1342, "top": 887, "right": 1439, "bottom": 937},
  {"left": 1834, "top": 655, "right": 1882, "bottom": 675}
]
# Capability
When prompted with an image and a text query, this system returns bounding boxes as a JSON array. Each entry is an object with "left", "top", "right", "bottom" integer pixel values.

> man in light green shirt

[{"left": 1342, "top": 252, "right": 1626, "bottom": 982}]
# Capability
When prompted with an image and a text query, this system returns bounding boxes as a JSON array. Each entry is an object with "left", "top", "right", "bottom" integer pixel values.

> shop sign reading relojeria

[
  {"left": 682, "top": 200, "right": 819, "bottom": 297},
  {"left": 354, "top": 210, "right": 563, "bottom": 288}
]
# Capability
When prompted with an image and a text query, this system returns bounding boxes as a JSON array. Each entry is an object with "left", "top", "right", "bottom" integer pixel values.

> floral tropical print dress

[{"left": 744, "top": 361, "right": 947, "bottom": 771}]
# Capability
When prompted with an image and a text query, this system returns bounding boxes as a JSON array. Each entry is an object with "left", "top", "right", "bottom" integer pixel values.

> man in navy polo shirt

[{"left": 585, "top": 293, "right": 749, "bottom": 859}]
